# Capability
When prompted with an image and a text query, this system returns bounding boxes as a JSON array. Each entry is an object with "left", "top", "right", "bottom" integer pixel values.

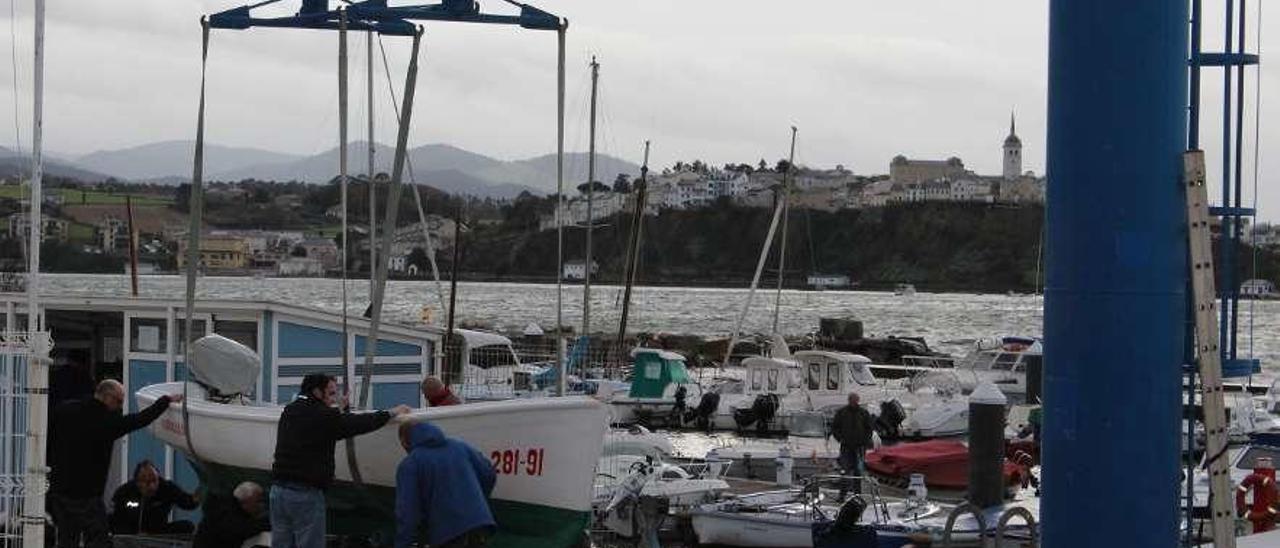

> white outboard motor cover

[{"left": 190, "top": 334, "right": 261, "bottom": 396}]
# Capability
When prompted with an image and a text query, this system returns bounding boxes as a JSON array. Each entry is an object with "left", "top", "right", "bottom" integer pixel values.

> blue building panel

[
  {"left": 277, "top": 321, "right": 343, "bottom": 358},
  {"left": 372, "top": 382, "right": 421, "bottom": 409},
  {"left": 277, "top": 384, "right": 299, "bottom": 404},
  {"left": 353, "top": 336, "right": 421, "bottom": 357},
  {"left": 262, "top": 311, "right": 274, "bottom": 402},
  {"left": 126, "top": 360, "right": 168, "bottom": 486}
]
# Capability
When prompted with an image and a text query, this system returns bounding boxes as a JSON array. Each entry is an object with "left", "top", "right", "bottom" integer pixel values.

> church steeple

[{"left": 1003, "top": 111, "right": 1022, "bottom": 179}]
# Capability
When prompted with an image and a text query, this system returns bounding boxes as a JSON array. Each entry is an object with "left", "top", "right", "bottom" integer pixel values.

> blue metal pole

[{"left": 1044, "top": 2, "right": 1187, "bottom": 547}]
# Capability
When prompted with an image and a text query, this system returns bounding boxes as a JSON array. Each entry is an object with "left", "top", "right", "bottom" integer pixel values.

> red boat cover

[{"left": 865, "top": 440, "right": 1024, "bottom": 489}]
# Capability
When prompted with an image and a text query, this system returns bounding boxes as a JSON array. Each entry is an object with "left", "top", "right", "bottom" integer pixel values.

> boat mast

[
  {"left": 581, "top": 56, "right": 599, "bottom": 357},
  {"left": 615, "top": 141, "right": 650, "bottom": 366},
  {"left": 367, "top": 30, "right": 377, "bottom": 295},
  {"left": 554, "top": 23, "right": 567, "bottom": 396},
  {"left": 771, "top": 126, "right": 796, "bottom": 336},
  {"left": 21, "top": 0, "right": 48, "bottom": 544}
]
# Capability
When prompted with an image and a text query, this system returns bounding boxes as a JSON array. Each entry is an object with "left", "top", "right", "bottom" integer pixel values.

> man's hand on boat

[
  {"left": 166, "top": 394, "right": 184, "bottom": 404},
  {"left": 389, "top": 405, "right": 411, "bottom": 417}
]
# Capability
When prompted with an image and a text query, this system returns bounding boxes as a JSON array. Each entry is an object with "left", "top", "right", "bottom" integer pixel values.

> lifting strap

[
  {"left": 181, "top": 17, "right": 212, "bottom": 468},
  {"left": 337, "top": 10, "right": 365, "bottom": 489}
]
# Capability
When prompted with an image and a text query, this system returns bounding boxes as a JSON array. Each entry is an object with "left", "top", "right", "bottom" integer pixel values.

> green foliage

[{"left": 465, "top": 202, "right": 1051, "bottom": 291}]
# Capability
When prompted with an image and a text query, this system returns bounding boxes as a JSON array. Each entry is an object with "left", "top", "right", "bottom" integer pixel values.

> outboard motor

[
  {"left": 874, "top": 400, "right": 907, "bottom": 441},
  {"left": 670, "top": 385, "right": 689, "bottom": 427},
  {"left": 689, "top": 391, "right": 720, "bottom": 432},
  {"left": 732, "top": 394, "right": 778, "bottom": 432},
  {"left": 812, "top": 495, "right": 877, "bottom": 548}
]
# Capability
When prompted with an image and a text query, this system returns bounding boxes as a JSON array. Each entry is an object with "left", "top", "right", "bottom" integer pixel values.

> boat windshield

[
  {"left": 808, "top": 363, "right": 821, "bottom": 390},
  {"left": 991, "top": 352, "right": 1021, "bottom": 371},
  {"left": 849, "top": 362, "right": 877, "bottom": 386},
  {"left": 469, "top": 344, "right": 520, "bottom": 369}
]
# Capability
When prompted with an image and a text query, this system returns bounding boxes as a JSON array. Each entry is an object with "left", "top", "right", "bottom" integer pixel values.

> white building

[
  {"left": 563, "top": 259, "right": 599, "bottom": 281},
  {"left": 277, "top": 257, "right": 324, "bottom": 277},
  {"left": 807, "top": 273, "right": 850, "bottom": 289}
]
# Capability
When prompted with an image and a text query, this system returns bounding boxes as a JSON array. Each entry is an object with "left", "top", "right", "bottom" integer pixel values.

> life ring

[{"left": 1236, "top": 473, "right": 1279, "bottom": 532}]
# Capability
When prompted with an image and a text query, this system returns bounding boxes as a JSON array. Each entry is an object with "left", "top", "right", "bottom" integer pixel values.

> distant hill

[
  {"left": 76, "top": 141, "right": 302, "bottom": 182},
  {"left": 40, "top": 141, "right": 642, "bottom": 199},
  {"left": 474, "top": 152, "right": 641, "bottom": 194},
  {"left": 0, "top": 147, "right": 113, "bottom": 182}
]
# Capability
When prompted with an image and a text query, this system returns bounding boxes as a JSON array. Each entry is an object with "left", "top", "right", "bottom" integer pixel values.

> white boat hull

[{"left": 137, "top": 382, "right": 608, "bottom": 545}]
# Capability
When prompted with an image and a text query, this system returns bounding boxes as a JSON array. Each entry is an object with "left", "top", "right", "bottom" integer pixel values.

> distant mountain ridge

[{"left": 71, "top": 141, "right": 641, "bottom": 199}]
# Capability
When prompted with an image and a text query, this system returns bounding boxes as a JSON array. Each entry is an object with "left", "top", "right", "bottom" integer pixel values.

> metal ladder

[{"left": 1185, "top": 150, "right": 1237, "bottom": 548}]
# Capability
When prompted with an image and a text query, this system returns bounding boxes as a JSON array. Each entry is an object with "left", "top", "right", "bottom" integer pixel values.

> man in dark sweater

[
  {"left": 194, "top": 482, "right": 270, "bottom": 548},
  {"left": 109, "top": 460, "right": 199, "bottom": 535},
  {"left": 48, "top": 379, "right": 182, "bottom": 548},
  {"left": 270, "top": 373, "right": 410, "bottom": 548},
  {"left": 830, "top": 392, "right": 874, "bottom": 475}
]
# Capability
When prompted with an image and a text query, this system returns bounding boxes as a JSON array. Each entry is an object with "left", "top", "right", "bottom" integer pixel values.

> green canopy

[{"left": 628, "top": 350, "right": 691, "bottom": 398}]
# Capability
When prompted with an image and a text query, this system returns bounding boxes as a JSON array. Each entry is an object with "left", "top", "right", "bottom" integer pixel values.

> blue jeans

[
  {"left": 270, "top": 483, "right": 326, "bottom": 548},
  {"left": 839, "top": 445, "right": 866, "bottom": 476}
]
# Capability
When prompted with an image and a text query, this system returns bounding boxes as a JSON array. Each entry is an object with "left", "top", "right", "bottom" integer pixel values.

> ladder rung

[
  {"left": 1192, "top": 53, "right": 1261, "bottom": 66},
  {"left": 1222, "top": 358, "right": 1261, "bottom": 378},
  {"left": 1208, "top": 206, "right": 1256, "bottom": 217}
]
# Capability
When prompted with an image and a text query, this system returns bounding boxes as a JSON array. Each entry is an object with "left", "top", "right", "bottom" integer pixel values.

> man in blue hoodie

[{"left": 395, "top": 421, "right": 497, "bottom": 548}]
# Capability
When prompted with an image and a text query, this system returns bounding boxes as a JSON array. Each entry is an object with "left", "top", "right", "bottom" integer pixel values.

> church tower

[{"left": 1003, "top": 112, "right": 1022, "bottom": 180}]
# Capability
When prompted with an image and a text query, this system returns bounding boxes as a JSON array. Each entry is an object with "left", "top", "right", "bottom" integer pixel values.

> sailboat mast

[
  {"left": 771, "top": 126, "right": 797, "bottom": 335},
  {"left": 21, "top": 0, "right": 47, "bottom": 544},
  {"left": 367, "top": 30, "right": 377, "bottom": 294},
  {"left": 615, "top": 141, "right": 649, "bottom": 366},
  {"left": 582, "top": 57, "right": 599, "bottom": 352},
  {"left": 554, "top": 24, "right": 567, "bottom": 396}
]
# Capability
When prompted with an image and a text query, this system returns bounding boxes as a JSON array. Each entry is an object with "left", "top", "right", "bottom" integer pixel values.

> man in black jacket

[
  {"left": 48, "top": 379, "right": 183, "bottom": 548},
  {"left": 194, "top": 482, "right": 269, "bottom": 548},
  {"left": 830, "top": 393, "right": 874, "bottom": 475},
  {"left": 270, "top": 373, "right": 410, "bottom": 548},
  {"left": 109, "top": 460, "right": 199, "bottom": 535}
]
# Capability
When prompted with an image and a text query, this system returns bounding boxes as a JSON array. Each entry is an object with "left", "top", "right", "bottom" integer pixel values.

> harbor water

[{"left": 36, "top": 273, "right": 1280, "bottom": 369}]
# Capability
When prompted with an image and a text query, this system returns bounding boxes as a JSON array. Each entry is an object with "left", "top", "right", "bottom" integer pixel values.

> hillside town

[{"left": 541, "top": 117, "right": 1046, "bottom": 230}]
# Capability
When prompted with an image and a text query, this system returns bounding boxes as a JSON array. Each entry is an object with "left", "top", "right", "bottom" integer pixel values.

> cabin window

[
  {"left": 807, "top": 363, "right": 820, "bottom": 390},
  {"left": 751, "top": 369, "right": 762, "bottom": 391},
  {"left": 992, "top": 352, "right": 1020, "bottom": 371},
  {"left": 767, "top": 369, "right": 779, "bottom": 391},
  {"left": 130, "top": 318, "right": 167, "bottom": 353},
  {"left": 645, "top": 363, "right": 662, "bottom": 380},
  {"left": 175, "top": 320, "right": 208, "bottom": 355},
  {"left": 214, "top": 320, "right": 258, "bottom": 351},
  {"left": 827, "top": 363, "right": 840, "bottom": 390},
  {"left": 470, "top": 345, "right": 520, "bottom": 369}
]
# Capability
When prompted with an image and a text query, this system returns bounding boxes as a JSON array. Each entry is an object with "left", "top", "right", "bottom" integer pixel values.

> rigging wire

[
  {"left": 8, "top": 0, "right": 22, "bottom": 164},
  {"left": 1247, "top": 0, "right": 1262, "bottom": 362},
  {"left": 374, "top": 34, "right": 448, "bottom": 314}
]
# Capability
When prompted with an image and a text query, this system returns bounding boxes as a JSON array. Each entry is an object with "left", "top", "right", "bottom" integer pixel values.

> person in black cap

[{"left": 269, "top": 373, "right": 410, "bottom": 548}]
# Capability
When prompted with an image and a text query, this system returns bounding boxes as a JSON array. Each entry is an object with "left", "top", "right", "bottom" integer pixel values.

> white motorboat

[
  {"left": 136, "top": 381, "right": 608, "bottom": 547},
  {"left": 452, "top": 328, "right": 544, "bottom": 402},
  {"left": 690, "top": 476, "right": 944, "bottom": 548},
  {"left": 605, "top": 348, "right": 703, "bottom": 426},
  {"left": 904, "top": 335, "right": 1042, "bottom": 402}
]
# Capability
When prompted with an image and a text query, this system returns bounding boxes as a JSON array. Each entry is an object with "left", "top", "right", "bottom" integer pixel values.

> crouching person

[
  {"left": 395, "top": 422, "right": 497, "bottom": 548},
  {"left": 193, "top": 482, "right": 270, "bottom": 548},
  {"left": 109, "top": 460, "right": 198, "bottom": 535}
]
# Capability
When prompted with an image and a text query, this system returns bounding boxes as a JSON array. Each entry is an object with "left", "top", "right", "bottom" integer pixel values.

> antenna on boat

[
  {"left": 720, "top": 127, "right": 793, "bottom": 369},
  {"left": 615, "top": 140, "right": 650, "bottom": 372},
  {"left": 581, "top": 55, "right": 600, "bottom": 369},
  {"left": 554, "top": 23, "right": 567, "bottom": 396},
  {"left": 771, "top": 126, "right": 797, "bottom": 336}
]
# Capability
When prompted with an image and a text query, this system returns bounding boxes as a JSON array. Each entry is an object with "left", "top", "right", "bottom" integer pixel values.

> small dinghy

[{"left": 690, "top": 476, "right": 943, "bottom": 548}]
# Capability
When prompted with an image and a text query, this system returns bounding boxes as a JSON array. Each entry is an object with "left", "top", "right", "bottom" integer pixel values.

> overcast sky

[{"left": 0, "top": 1, "right": 1277, "bottom": 219}]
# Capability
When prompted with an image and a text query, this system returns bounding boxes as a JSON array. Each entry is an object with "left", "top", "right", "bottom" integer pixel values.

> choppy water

[{"left": 34, "top": 273, "right": 1280, "bottom": 367}]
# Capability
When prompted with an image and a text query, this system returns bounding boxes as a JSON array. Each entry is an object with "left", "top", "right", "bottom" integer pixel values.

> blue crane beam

[{"left": 206, "top": 0, "right": 561, "bottom": 35}]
